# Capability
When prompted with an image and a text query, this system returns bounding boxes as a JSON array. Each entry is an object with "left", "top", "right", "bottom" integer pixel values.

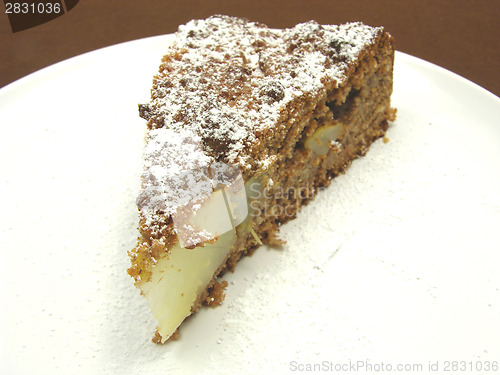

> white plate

[{"left": 1, "top": 35, "right": 499, "bottom": 375}]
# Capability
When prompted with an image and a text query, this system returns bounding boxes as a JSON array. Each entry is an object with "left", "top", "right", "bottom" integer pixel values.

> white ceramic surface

[{"left": 1, "top": 35, "right": 499, "bottom": 375}]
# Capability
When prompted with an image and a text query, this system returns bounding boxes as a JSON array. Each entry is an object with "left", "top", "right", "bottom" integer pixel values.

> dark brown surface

[{"left": 0, "top": 0, "right": 499, "bottom": 96}]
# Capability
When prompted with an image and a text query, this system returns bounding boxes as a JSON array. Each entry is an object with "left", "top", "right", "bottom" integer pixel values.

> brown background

[{"left": 1, "top": 0, "right": 499, "bottom": 97}]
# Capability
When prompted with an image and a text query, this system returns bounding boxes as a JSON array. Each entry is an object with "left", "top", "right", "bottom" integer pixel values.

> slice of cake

[{"left": 128, "top": 15, "right": 395, "bottom": 343}]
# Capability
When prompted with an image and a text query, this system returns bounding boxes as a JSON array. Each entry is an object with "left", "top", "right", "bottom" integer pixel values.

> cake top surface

[{"left": 138, "top": 15, "right": 383, "bottom": 226}]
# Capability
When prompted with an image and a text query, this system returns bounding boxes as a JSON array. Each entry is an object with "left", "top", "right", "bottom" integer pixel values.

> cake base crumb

[
  {"left": 205, "top": 279, "right": 229, "bottom": 307},
  {"left": 388, "top": 107, "right": 397, "bottom": 121},
  {"left": 153, "top": 327, "right": 181, "bottom": 344}
]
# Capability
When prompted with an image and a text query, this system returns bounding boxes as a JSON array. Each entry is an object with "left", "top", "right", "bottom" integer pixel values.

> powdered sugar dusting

[
  {"left": 138, "top": 15, "right": 382, "bottom": 225},
  {"left": 136, "top": 127, "right": 212, "bottom": 224}
]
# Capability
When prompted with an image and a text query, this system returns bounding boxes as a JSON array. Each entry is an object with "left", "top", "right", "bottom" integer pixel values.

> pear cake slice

[{"left": 128, "top": 15, "right": 395, "bottom": 343}]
